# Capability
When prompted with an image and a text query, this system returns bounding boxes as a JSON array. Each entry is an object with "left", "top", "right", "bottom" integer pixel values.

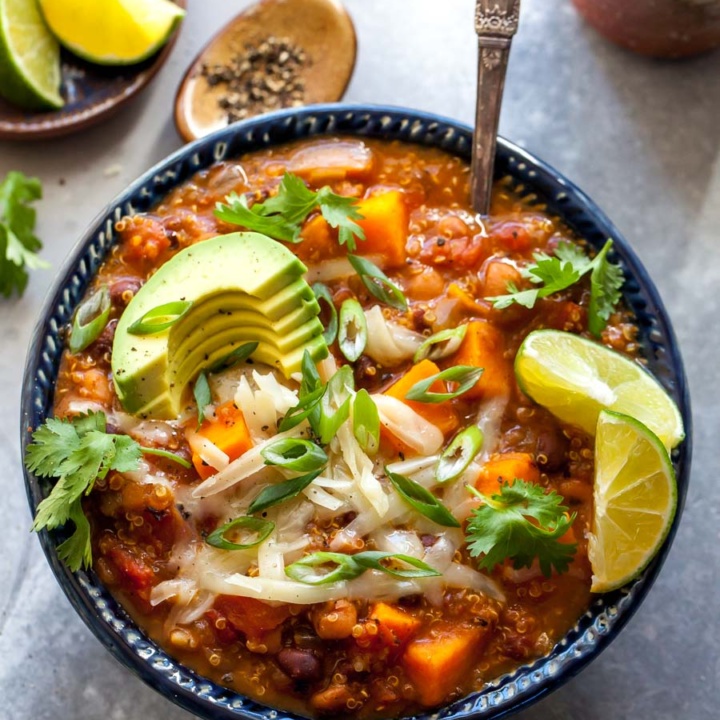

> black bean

[
  {"left": 277, "top": 648, "right": 322, "bottom": 682},
  {"left": 535, "top": 428, "right": 568, "bottom": 472}
]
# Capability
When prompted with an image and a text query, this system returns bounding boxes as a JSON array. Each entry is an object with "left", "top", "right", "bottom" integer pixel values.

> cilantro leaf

[
  {"left": 589, "top": 240, "right": 624, "bottom": 336},
  {"left": 214, "top": 171, "right": 365, "bottom": 250},
  {"left": 25, "top": 412, "right": 143, "bottom": 571},
  {"left": 316, "top": 187, "right": 365, "bottom": 250},
  {"left": 487, "top": 239, "right": 623, "bottom": 336},
  {"left": 56, "top": 500, "right": 92, "bottom": 572},
  {"left": 0, "top": 171, "right": 49, "bottom": 298},
  {"left": 215, "top": 192, "right": 298, "bottom": 243},
  {"left": 260, "top": 172, "right": 318, "bottom": 225},
  {"left": 465, "top": 479, "right": 577, "bottom": 577},
  {"left": 526, "top": 250, "right": 583, "bottom": 293}
]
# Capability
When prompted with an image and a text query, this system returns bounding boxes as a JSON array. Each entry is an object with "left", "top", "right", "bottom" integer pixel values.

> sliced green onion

[
  {"left": 206, "top": 516, "right": 275, "bottom": 550},
  {"left": 347, "top": 254, "right": 407, "bottom": 311},
  {"left": 261, "top": 438, "right": 328, "bottom": 473},
  {"left": 278, "top": 385, "right": 325, "bottom": 432},
  {"left": 205, "top": 342, "right": 258, "bottom": 374},
  {"left": 312, "top": 283, "right": 339, "bottom": 345},
  {"left": 127, "top": 300, "right": 192, "bottom": 336},
  {"left": 436, "top": 426, "right": 484, "bottom": 483},
  {"left": 285, "top": 551, "right": 364, "bottom": 585},
  {"left": 318, "top": 365, "right": 353, "bottom": 444},
  {"left": 404, "top": 365, "right": 484, "bottom": 403},
  {"left": 413, "top": 325, "right": 468, "bottom": 364},
  {"left": 353, "top": 389, "right": 380, "bottom": 455},
  {"left": 247, "top": 469, "right": 323, "bottom": 515},
  {"left": 386, "top": 468, "right": 461, "bottom": 527},
  {"left": 300, "top": 348, "right": 323, "bottom": 395},
  {"left": 141, "top": 447, "right": 192, "bottom": 469},
  {"left": 353, "top": 551, "right": 441, "bottom": 578},
  {"left": 194, "top": 371, "right": 211, "bottom": 426},
  {"left": 338, "top": 298, "right": 367, "bottom": 362},
  {"left": 69, "top": 285, "right": 112, "bottom": 353}
]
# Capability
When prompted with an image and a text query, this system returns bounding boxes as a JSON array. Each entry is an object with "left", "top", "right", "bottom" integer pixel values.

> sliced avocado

[{"left": 111, "top": 232, "right": 328, "bottom": 419}]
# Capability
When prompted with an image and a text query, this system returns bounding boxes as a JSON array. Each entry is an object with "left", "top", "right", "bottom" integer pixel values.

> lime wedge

[
  {"left": 0, "top": 0, "right": 63, "bottom": 110},
  {"left": 588, "top": 410, "right": 677, "bottom": 592},
  {"left": 38, "top": 0, "right": 184, "bottom": 65},
  {"left": 514, "top": 329, "right": 684, "bottom": 450}
]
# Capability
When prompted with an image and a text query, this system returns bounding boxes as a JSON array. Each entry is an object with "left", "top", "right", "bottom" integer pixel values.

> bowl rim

[{"left": 20, "top": 102, "right": 692, "bottom": 720}]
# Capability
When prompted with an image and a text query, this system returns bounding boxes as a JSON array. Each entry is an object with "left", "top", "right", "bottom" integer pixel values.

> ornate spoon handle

[{"left": 471, "top": 0, "right": 521, "bottom": 215}]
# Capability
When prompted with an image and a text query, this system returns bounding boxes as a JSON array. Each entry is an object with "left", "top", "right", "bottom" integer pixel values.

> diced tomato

[
  {"left": 206, "top": 609, "right": 242, "bottom": 645},
  {"left": 419, "top": 234, "right": 485, "bottom": 270},
  {"left": 540, "top": 299, "right": 587, "bottom": 333},
  {"left": 213, "top": 596, "right": 292, "bottom": 640},
  {"left": 119, "top": 216, "right": 171, "bottom": 264},
  {"left": 491, "top": 221, "right": 533, "bottom": 252},
  {"left": 107, "top": 545, "right": 155, "bottom": 591}
]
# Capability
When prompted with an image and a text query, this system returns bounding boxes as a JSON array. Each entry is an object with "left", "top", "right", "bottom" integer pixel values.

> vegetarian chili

[{"left": 47, "top": 137, "right": 641, "bottom": 718}]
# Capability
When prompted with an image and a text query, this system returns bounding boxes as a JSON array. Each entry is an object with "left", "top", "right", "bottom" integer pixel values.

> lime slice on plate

[
  {"left": 588, "top": 410, "right": 677, "bottom": 592},
  {"left": 515, "top": 329, "right": 684, "bottom": 450},
  {"left": 0, "top": 0, "right": 63, "bottom": 110},
  {"left": 38, "top": 0, "right": 184, "bottom": 65}
]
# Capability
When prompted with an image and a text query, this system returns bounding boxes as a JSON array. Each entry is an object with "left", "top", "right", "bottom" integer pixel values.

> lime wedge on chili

[
  {"left": 588, "top": 410, "right": 677, "bottom": 593},
  {"left": 38, "top": 0, "right": 184, "bottom": 65},
  {"left": 514, "top": 330, "right": 684, "bottom": 450},
  {"left": 0, "top": 0, "right": 63, "bottom": 110}
]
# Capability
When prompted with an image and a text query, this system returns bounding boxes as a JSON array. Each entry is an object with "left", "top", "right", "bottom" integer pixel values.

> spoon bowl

[{"left": 174, "top": 0, "right": 357, "bottom": 142}]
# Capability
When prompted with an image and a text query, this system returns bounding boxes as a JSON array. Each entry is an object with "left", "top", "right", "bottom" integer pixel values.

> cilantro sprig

[
  {"left": 25, "top": 412, "right": 141, "bottom": 571},
  {"left": 465, "top": 479, "right": 577, "bottom": 577},
  {"left": 25, "top": 411, "right": 188, "bottom": 571},
  {"left": 487, "top": 239, "right": 623, "bottom": 336},
  {"left": 0, "top": 171, "right": 49, "bottom": 298},
  {"left": 215, "top": 171, "right": 366, "bottom": 250}
]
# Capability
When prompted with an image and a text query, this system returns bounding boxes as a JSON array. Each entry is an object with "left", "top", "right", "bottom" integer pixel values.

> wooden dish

[
  {"left": 0, "top": 0, "right": 186, "bottom": 142},
  {"left": 174, "top": 0, "right": 357, "bottom": 143}
]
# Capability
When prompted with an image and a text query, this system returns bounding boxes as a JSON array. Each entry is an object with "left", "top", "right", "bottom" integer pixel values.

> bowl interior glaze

[{"left": 21, "top": 104, "right": 691, "bottom": 720}]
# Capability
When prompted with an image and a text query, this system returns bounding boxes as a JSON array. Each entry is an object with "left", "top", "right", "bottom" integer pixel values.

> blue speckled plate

[{"left": 20, "top": 105, "right": 692, "bottom": 720}]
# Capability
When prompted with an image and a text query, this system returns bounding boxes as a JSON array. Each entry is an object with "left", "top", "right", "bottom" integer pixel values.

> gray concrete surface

[{"left": 1, "top": 1, "right": 719, "bottom": 718}]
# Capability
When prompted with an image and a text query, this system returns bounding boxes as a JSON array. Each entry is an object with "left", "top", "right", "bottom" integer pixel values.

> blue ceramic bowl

[{"left": 21, "top": 105, "right": 692, "bottom": 720}]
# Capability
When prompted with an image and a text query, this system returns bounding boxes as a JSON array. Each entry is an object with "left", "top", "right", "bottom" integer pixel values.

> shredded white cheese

[
  {"left": 153, "top": 358, "right": 508, "bottom": 609},
  {"left": 372, "top": 394, "right": 444, "bottom": 455}
]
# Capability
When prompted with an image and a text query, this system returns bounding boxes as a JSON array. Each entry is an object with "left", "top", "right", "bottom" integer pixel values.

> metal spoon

[
  {"left": 471, "top": 0, "right": 521, "bottom": 215},
  {"left": 174, "top": 0, "right": 357, "bottom": 143}
]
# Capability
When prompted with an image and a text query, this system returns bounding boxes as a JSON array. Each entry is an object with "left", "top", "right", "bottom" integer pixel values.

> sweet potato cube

[
  {"left": 384, "top": 359, "right": 459, "bottom": 442},
  {"left": 449, "top": 320, "right": 510, "bottom": 400},
  {"left": 296, "top": 213, "right": 344, "bottom": 264},
  {"left": 370, "top": 602, "right": 421, "bottom": 648},
  {"left": 447, "top": 282, "right": 486, "bottom": 315},
  {"left": 192, "top": 401, "right": 253, "bottom": 479},
  {"left": 355, "top": 190, "right": 409, "bottom": 267},
  {"left": 403, "top": 623, "right": 489, "bottom": 707},
  {"left": 475, "top": 452, "right": 539, "bottom": 495}
]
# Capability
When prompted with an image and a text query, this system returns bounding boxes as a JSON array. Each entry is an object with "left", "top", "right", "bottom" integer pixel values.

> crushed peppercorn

[{"left": 201, "top": 36, "right": 308, "bottom": 124}]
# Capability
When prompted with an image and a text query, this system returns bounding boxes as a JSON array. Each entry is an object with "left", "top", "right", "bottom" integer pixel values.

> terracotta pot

[{"left": 572, "top": 0, "right": 720, "bottom": 58}]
